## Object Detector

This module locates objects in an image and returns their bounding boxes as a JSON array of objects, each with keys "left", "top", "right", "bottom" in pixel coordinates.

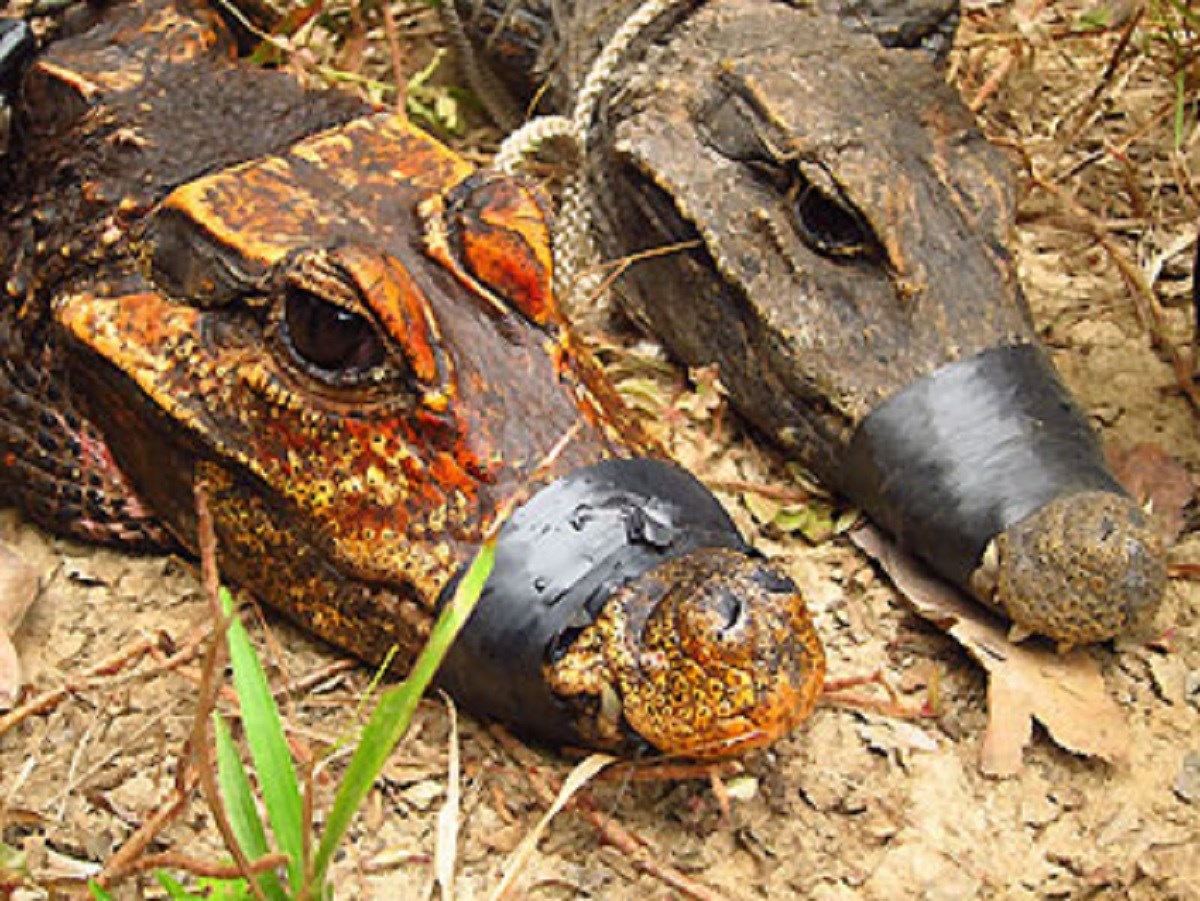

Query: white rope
[{"left": 492, "top": 0, "right": 693, "bottom": 309}]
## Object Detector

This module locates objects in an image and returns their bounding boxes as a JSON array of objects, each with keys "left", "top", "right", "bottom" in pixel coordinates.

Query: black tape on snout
[
  {"left": 434, "top": 458, "right": 750, "bottom": 748},
  {"left": 840, "top": 343, "right": 1124, "bottom": 589}
]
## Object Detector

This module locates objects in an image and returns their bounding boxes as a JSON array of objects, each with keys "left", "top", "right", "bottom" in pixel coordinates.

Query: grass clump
[{"left": 91, "top": 541, "right": 495, "bottom": 901}]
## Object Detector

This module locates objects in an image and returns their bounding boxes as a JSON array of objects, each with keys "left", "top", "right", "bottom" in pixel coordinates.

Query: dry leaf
[
  {"left": 434, "top": 693, "right": 461, "bottom": 901},
  {"left": 490, "top": 753, "right": 616, "bottom": 900},
  {"left": 851, "top": 526, "right": 1130, "bottom": 777},
  {"left": 1107, "top": 442, "right": 1194, "bottom": 542},
  {"left": 0, "top": 542, "right": 38, "bottom": 710}
]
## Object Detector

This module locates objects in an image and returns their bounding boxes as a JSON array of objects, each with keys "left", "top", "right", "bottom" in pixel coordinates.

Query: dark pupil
[
  {"left": 795, "top": 185, "right": 867, "bottom": 255},
  {"left": 284, "top": 287, "right": 385, "bottom": 375}
]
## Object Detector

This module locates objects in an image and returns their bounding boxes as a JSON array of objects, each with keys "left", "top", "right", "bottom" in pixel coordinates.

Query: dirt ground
[{"left": 2, "top": 0, "right": 1200, "bottom": 897}]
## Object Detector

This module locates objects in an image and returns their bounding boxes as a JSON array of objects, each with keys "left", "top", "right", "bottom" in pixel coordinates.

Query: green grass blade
[
  {"left": 154, "top": 872, "right": 206, "bottom": 900},
  {"left": 220, "top": 589, "right": 305, "bottom": 893},
  {"left": 311, "top": 540, "right": 496, "bottom": 885},
  {"left": 214, "top": 713, "right": 289, "bottom": 901},
  {"left": 87, "top": 882, "right": 114, "bottom": 901}
]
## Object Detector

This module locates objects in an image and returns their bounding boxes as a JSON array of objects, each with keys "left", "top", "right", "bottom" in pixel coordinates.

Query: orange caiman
[
  {"left": 450, "top": 0, "right": 1168, "bottom": 646},
  {"left": 0, "top": 0, "right": 825, "bottom": 758}
]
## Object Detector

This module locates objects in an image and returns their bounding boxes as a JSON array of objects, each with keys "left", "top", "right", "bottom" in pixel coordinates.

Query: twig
[
  {"left": 821, "top": 671, "right": 933, "bottom": 720},
  {"left": 703, "top": 478, "right": 813, "bottom": 504},
  {"left": 491, "top": 728, "right": 727, "bottom": 901},
  {"left": 93, "top": 772, "right": 199, "bottom": 887},
  {"left": 966, "top": 0, "right": 1053, "bottom": 111},
  {"left": 180, "top": 478, "right": 272, "bottom": 901},
  {"left": 1030, "top": 175, "right": 1200, "bottom": 412},
  {"left": 0, "top": 632, "right": 173, "bottom": 737},
  {"left": 584, "top": 240, "right": 702, "bottom": 306},
  {"left": 109, "top": 850, "right": 290, "bottom": 881},
  {"left": 279, "top": 658, "right": 358, "bottom": 699},
  {"left": 969, "top": 44, "right": 1018, "bottom": 112},
  {"left": 380, "top": 0, "right": 409, "bottom": 118},
  {"left": 1057, "top": 9, "right": 1143, "bottom": 152},
  {"left": 1167, "top": 562, "right": 1200, "bottom": 579}
]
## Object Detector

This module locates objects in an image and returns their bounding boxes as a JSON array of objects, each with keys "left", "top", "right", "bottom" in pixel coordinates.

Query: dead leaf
[
  {"left": 1107, "top": 442, "right": 1194, "bottom": 542},
  {"left": 490, "top": 753, "right": 616, "bottom": 901},
  {"left": 851, "top": 526, "right": 1130, "bottom": 777},
  {"left": 0, "top": 542, "right": 38, "bottom": 710}
]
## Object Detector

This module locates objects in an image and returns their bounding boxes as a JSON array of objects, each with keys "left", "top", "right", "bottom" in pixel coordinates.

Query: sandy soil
[{"left": 2, "top": 1, "right": 1199, "bottom": 898}]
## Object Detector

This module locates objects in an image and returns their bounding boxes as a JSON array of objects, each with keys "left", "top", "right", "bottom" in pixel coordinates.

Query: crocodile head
[
  {"left": 595, "top": 0, "right": 1165, "bottom": 645},
  {"left": 7, "top": 0, "right": 825, "bottom": 755},
  {"left": 469, "top": 0, "right": 1164, "bottom": 645}
]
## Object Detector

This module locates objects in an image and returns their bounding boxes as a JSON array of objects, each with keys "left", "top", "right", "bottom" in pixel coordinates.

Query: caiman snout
[
  {"left": 608, "top": 546, "right": 825, "bottom": 758},
  {"left": 978, "top": 491, "right": 1166, "bottom": 646},
  {"left": 843, "top": 344, "right": 1167, "bottom": 646},
  {"left": 435, "top": 459, "right": 825, "bottom": 757}
]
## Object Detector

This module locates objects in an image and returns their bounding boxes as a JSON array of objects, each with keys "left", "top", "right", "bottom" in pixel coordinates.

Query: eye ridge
[{"left": 280, "top": 283, "right": 388, "bottom": 386}]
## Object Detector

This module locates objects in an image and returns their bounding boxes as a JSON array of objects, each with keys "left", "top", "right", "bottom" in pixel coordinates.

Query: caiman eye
[
  {"left": 281, "top": 285, "right": 386, "bottom": 380},
  {"left": 793, "top": 182, "right": 871, "bottom": 258}
]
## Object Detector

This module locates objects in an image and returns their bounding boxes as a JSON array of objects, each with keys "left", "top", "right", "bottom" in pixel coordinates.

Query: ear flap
[{"left": 832, "top": 0, "right": 961, "bottom": 66}]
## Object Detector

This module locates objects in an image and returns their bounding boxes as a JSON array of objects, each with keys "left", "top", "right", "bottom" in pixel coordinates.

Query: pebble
[
  {"left": 1185, "top": 670, "right": 1200, "bottom": 709},
  {"left": 1173, "top": 751, "right": 1200, "bottom": 804}
]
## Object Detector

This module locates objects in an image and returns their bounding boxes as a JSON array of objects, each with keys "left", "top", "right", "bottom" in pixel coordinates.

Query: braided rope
[{"left": 493, "top": 0, "right": 693, "bottom": 308}]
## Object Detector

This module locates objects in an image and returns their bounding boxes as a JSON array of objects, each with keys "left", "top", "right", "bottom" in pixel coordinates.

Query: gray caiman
[
  {"left": 450, "top": 0, "right": 1167, "bottom": 646},
  {"left": 0, "top": 0, "right": 826, "bottom": 758}
]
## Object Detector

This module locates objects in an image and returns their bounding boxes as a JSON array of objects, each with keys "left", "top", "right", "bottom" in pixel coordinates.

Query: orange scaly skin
[{"left": 0, "top": 0, "right": 823, "bottom": 755}]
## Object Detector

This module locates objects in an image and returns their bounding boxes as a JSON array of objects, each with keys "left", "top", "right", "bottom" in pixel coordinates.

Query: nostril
[{"left": 751, "top": 565, "right": 797, "bottom": 595}]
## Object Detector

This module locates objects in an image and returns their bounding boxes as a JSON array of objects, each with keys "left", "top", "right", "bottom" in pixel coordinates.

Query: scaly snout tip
[{"left": 973, "top": 491, "right": 1166, "bottom": 647}]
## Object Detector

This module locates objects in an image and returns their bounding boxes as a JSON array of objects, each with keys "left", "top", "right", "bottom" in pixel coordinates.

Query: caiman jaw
[
  {"left": 843, "top": 343, "right": 1167, "bottom": 645},
  {"left": 436, "top": 458, "right": 825, "bottom": 757},
  {"left": 576, "top": 548, "right": 825, "bottom": 759}
]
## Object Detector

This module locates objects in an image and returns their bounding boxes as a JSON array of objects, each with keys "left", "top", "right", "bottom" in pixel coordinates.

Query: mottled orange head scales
[
  {"left": 16, "top": 0, "right": 826, "bottom": 757},
  {"left": 58, "top": 112, "right": 618, "bottom": 662}
]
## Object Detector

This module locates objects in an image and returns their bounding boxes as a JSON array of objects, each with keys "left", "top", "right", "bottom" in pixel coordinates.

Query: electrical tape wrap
[
  {"left": 434, "top": 458, "right": 753, "bottom": 748},
  {"left": 841, "top": 342, "right": 1125, "bottom": 591}
]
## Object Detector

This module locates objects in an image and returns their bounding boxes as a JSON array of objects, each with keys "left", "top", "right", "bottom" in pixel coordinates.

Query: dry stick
[
  {"left": 584, "top": 240, "right": 702, "bottom": 306},
  {"left": 0, "top": 632, "right": 173, "bottom": 738},
  {"left": 279, "top": 658, "right": 358, "bottom": 699},
  {"left": 1057, "top": 98, "right": 1176, "bottom": 183},
  {"left": 596, "top": 760, "right": 742, "bottom": 784},
  {"left": 1168, "top": 563, "right": 1200, "bottom": 580},
  {"left": 969, "top": 43, "right": 1018, "bottom": 112},
  {"left": 703, "top": 478, "right": 813, "bottom": 504},
  {"left": 179, "top": 479, "right": 274, "bottom": 901},
  {"left": 1031, "top": 176, "right": 1200, "bottom": 412},
  {"left": 111, "top": 851, "right": 291, "bottom": 881},
  {"left": 1056, "top": 10, "right": 1142, "bottom": 154},
  {"left": 490, "top": 729, "right": 727, "bottom": 901},
  {"left": 94, "top": 771, "right": 200, "bottom": 886},
  {"left": 966, "top": 0, "right": 1054, "bottom": 112},
  {"left": 380, "top": 0, "right": 409, "bottom": 118},
  {"left": 821, "top": 671, "right": 932, "bottom": 720}
]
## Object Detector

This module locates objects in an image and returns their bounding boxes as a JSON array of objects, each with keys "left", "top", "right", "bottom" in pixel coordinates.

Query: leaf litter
[
  {"left": 0, "top": 542, "right": 39, "bottom": 710},
  {"left": 3, "top": 1, "right": 1200, "bottom": 898},
  {"left": 851, "top": 525, "right": 1131, "bottom": 777}
]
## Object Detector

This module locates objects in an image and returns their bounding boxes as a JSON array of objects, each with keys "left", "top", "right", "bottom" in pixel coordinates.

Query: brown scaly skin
[
  {"left": 0, "top": 0, "right": 823, "bottom": 756},
  {"left": 452, "top": 0, "right": 1167, "bottom": 646}
]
